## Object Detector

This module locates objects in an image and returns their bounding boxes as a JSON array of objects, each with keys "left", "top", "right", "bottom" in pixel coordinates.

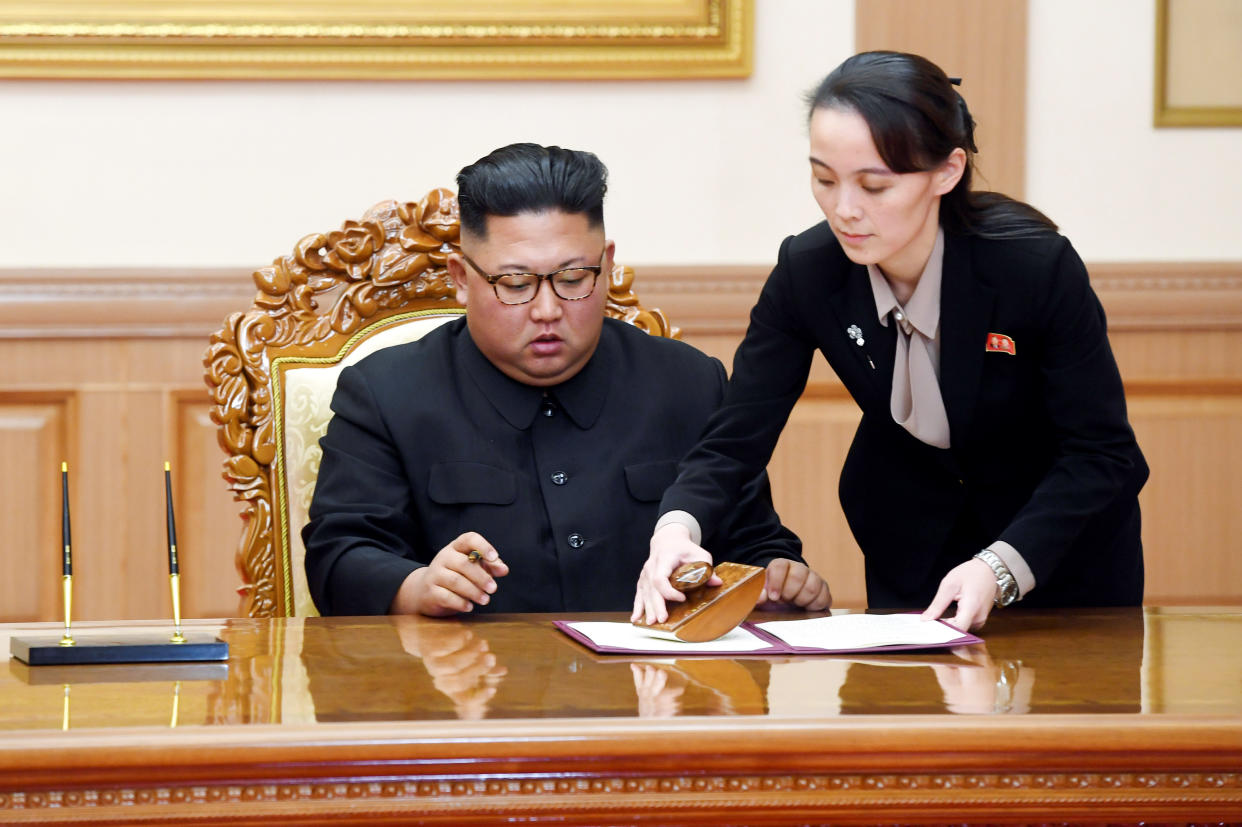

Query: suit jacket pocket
[
  {"left": 428, "top": 462, "right": 518, "bottom": 505},
  {"left": 624, "top": 460, "right": 679, "bottom": 502}
]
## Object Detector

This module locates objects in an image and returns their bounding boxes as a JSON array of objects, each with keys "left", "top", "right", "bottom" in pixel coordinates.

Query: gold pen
[{"left": 170, "top": 680, "right": 181, "bottom": 728}]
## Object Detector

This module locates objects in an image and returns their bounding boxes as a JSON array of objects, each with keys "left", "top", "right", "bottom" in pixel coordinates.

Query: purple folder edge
[{"left": 552, "top": 617, "right": 982, "bottom": 657}]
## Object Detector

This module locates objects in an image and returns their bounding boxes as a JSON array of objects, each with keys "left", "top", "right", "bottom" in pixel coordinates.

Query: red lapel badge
[{"left": 985, "top": 332, "right": 1016, "bottom": 355}]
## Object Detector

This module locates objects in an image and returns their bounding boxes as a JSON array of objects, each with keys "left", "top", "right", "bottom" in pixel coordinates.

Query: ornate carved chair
[{"left": 204, "top": 190, "right": 678, "bottom": 617}]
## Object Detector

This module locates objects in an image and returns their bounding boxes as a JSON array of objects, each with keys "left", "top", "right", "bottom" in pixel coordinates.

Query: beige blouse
[{"left": 866, "top": 228, "right": 1033, "bottom": 598}]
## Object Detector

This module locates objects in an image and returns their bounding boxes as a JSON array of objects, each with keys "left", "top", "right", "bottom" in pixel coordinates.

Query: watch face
[{"left": 998, "top": 579, "right": 1018, "bottom": 606}]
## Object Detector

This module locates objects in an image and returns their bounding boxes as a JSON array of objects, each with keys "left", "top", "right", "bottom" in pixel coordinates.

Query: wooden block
[{"left": 634, "top": 561, "right": 765, "bottom": 642}]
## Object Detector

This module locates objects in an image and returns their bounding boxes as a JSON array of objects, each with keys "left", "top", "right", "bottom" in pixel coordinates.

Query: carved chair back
[{"left": 204, "top": 190, "right": 678, "bottom": 617}]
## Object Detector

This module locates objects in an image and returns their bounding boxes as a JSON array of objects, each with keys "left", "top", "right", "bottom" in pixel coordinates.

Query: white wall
[
  {"left": 2, "top": 0, "right": 1238, "bottom": 269},
  {"left": 1027, "top": 0, "right": 1242, "bottom": 261},
  {"left": 0, "top": 1, "right": 845, "bottom": 269}
]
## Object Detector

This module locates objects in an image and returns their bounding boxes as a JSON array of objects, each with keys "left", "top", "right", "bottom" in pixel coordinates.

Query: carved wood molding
[
  {"left": 637, "top": 261, "right": 1242, "bottom": 334},
  {"left": 200, "top": 192, "right": 675, "bottom": 617},
  {"left": 1089, "top": 261, "right": 1242, "bottom": 330},
  {"left": 2, "top": 261, "right": 1240, "bottom": 339},
  {"left": 0, "top": 770, "right": 1237, "bottom": 823},
  {"left": 3, "top": 716, "right": 1239, "bottom": 822}
]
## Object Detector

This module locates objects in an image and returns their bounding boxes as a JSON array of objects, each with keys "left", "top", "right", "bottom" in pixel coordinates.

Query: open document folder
[{"left": 556, "top": 613, "right": 981, "bottom": 656}]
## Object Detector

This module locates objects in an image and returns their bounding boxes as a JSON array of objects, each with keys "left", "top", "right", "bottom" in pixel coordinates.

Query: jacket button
[
  {"left": 567, "top": 533, "right": 585, "bottom": 549},
  {"left": 551, "top": 472, "right": 568, "bottom": 485}
]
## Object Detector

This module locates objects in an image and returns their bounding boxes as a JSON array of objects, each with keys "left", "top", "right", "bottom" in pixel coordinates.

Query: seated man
[{"left": 304, "top": 142, "right": 831, "bottom": 616}]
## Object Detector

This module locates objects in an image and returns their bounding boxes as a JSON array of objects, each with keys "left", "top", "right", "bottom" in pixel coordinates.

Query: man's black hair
[{"left": 456, "top": 143, "right": 608, "bottom": 238}]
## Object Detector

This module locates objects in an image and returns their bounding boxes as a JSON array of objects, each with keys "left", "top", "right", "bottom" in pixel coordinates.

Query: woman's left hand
[{"left": 921, "top": 558, "right": 999, "bottom": 631}]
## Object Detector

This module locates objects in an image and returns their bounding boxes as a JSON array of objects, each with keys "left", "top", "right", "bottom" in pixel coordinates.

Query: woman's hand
[
  {"left": 921, "top": 558, "right": 998, "bottom": 630},
  {"left": 631, "top": 523, "right": 718, "bottom": 625},
  {"left": 631, "top": 663, "right": 687, "bottom": 718}
]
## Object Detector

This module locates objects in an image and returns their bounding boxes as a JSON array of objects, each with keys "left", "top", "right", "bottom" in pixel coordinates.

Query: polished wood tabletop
[{"left": 1, "top": 607, "right": 1240, "bottom": 824}]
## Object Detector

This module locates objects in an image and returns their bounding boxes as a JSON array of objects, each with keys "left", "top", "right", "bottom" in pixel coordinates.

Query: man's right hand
[
  {"left": 390, "top": 532, "right": 509, "bottom": 616},
  {"left": 631, "top": 523, "right": 718, "bottom": 625}
]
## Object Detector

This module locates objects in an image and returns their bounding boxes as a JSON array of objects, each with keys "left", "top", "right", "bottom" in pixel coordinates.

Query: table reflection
[
  {"left": 4, "top": 608, "right": 1238, "bottom": 731},
  {"left": 300, "top": 615, "right": 772, "bottom": 721},
  {"left": 395, "top": 618, "right": 507, "bottom": 719},
  {"left": 293, "top": 610, "right": 1145, "bottom": 721},
  {"left": 630, "top": 660, "right": 768, "bottom": 718},
  {"left": 828, "top": 609, "right": 1142, "bottom": 715}
]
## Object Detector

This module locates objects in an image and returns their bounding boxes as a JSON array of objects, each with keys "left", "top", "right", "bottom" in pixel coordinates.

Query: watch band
[{"left": 973, "top": 549, "right": 1019, "bottom": 607}]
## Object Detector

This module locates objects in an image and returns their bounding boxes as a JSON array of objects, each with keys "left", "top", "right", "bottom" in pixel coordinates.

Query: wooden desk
[{"left": 1, "top": 608, "right": 1240, "bottom": 824}]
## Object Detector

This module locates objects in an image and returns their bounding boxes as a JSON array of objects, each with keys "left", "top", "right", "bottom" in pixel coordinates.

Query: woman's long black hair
[{"left": 807, "top": 51, "right": 1057, "bottom": 239}]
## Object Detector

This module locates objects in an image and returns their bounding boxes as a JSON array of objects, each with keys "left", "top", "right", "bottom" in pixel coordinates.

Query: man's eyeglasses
[{"left": 459, "top": 251, "right": 604, "bottom": 305}]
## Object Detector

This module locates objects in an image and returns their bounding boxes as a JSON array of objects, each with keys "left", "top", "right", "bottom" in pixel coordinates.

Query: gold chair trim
[{"left": 270, "top": 308, "right": 466, "bottom": 616}]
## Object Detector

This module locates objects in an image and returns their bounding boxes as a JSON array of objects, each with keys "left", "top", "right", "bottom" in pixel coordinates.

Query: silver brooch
[{"left": 847, "top": 324, "right": 865, "bottom": 346}]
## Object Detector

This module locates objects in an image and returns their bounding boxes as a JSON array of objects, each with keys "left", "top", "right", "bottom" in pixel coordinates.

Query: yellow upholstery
[
  {"left": 205, "top": 191, "right": 678, "bottom": 617},
  {"left": 276, "top": 310, "right": 464, "bottom": 617}
]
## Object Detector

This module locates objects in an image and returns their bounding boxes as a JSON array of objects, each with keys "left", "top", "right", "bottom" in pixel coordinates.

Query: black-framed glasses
[{"left": 459, "top": 251, "right": 604, "bottom": 305}]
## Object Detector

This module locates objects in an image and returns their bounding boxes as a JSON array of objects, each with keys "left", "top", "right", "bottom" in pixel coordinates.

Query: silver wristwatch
[{"left": 973, "top": 549, "right": 1019, "bottom": 607}]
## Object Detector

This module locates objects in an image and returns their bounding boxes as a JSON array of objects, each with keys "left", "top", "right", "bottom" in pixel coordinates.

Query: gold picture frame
[
  {"left": 1154, "top": 0, "right": 1242, "bottom": 126},
  {"left": 0, "top": 0, "right": 751, "bottom": 80}
]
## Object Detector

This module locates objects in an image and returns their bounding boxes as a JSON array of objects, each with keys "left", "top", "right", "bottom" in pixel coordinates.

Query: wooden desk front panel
[
  {"left": 0, "top": 264, "right": 1240, "bottom": 621},
  {"left": 0, "top": 610, "right": 1240, "bottom": 825}
]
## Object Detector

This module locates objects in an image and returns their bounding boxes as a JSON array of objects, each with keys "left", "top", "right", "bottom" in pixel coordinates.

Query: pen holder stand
[{"left": 633, "top": 561, "right": 765, "bottom": 642}]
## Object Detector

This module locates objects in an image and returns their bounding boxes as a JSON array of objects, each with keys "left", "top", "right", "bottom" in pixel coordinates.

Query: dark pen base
[{"left": 10, "top": 634, "right": 228, "bottom": 666}]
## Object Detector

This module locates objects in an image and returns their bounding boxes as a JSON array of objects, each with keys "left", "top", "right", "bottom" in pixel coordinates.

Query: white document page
[
  {"left": 755, "top": 613, "right": 966, "bottom": 650},
  {"left": 565, "top": 621, "right": 775, "bottom": 653}
]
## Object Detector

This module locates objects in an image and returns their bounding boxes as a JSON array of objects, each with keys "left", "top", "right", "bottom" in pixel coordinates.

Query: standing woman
[{"left": 634, "top": 51, "right": 1147, "bottom": 630}]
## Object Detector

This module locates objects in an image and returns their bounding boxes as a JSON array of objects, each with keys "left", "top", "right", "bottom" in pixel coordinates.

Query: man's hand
[
  {"left": 396, "top": 620, "right": 508, "bottom": 720},
  {"left": 755, "top": 558, "right": 832, "bottom": 611},
  {"left": 631, "top": 523, "right": 717, "bottom": 625},
  {"left": 390, "top": 532, "right": 509, "bottom": 616},
  {"left": 921, "top": 558, "right": 998, "bottom": 631}
]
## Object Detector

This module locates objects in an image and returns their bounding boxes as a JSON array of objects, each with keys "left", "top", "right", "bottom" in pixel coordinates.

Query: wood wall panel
[
  {"left": 175, "top": 394, "right": 248, "bottom": 619},
  {"left": 0, "top": 330, "right": 244, "bottom": 622},
  {"left": 854, "top": 0, "right": 1027, "bottom": 198},
  {"left": 766, "top": 395, "right": 866, "bottom": 608},
  {"left": 0, "top": 263, "right": 1239, "bottom": 621},
  {"left": 1130, "top": 392, "right": 1242, "bottom": 604},
  {"left": 0, "top": 397, "right": 67, "bottom": 621}
]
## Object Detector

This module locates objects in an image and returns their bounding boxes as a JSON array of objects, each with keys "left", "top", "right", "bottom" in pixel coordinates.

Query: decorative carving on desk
[
  {"left": 1, "top": 771, "right": 1239, "bottom": 817},
  {"left": 203, "top": 190, "right": 678, "bottom": 617}
]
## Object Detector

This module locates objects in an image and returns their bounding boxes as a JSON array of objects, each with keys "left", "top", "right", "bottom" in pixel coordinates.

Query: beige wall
[
  {"left": 2, "top": 1, "right": 1239, "bottom": 269},
  {"left": 0, "top": 1, "right": 846, "bottom": 270},
  {"left": 1027, "top": 0, "right": 1242, "bottom": 260}
]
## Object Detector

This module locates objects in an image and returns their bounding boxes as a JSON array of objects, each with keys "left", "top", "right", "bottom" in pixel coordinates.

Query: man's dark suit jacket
[
  {"left": 303, "top": 317, "right": 801, "bottom": 615},
  {"left": 660, "top": 222, "right": 1147, "bottom": 608}
]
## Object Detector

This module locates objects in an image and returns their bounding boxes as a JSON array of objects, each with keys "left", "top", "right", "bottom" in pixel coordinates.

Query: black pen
[
  {"left": 59, "top": 462, "right": 74, "bottom": 646},
  {"left": 165, "top": 462, "right": 187, "bottom": 643}
]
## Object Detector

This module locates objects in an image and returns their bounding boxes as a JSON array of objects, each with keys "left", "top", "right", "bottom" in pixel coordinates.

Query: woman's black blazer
[{"left": 660, "top": 222, "right": 1147, "bottom": 607}]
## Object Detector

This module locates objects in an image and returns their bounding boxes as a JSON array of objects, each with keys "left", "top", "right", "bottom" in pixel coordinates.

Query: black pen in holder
[
  {"left": 9, "top": 464, "right": 229, "bottom": 665},
  {"left": 59, "top": 462, "right": 74, "bottom": 647},
  {"left": 165, "top": 462, "right": 186, "bottom": 644}
]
